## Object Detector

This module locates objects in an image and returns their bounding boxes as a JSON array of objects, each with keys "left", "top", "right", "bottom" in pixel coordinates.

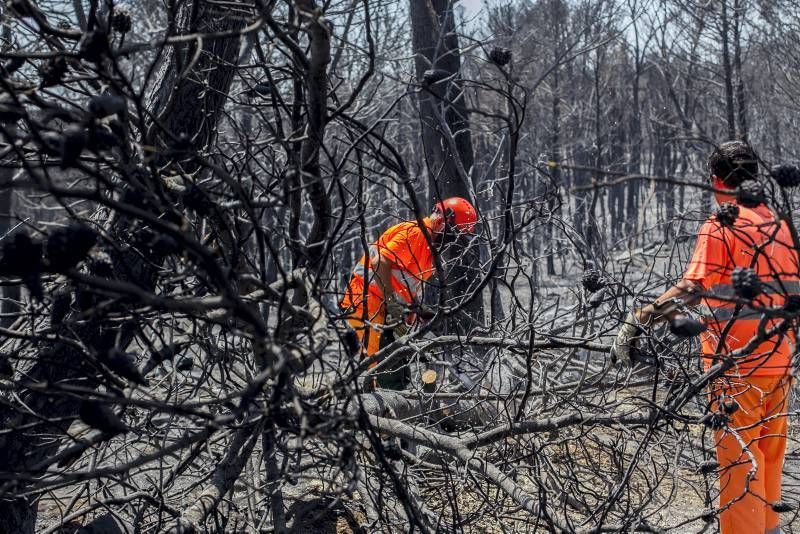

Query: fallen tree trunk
[{"left": 170, "top": 421, "right": 263, "bottom": 534}]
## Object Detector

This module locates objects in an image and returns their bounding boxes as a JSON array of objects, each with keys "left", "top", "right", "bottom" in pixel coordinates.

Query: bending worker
[
  {"left": 612, "top": 141, "right": 795, "bottom": 534},
  {"left": 341, "top": 197, "right": 478, "bottom": 389}
]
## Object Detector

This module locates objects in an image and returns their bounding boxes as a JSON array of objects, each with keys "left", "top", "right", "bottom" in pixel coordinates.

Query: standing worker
[
  {"left": 341, "top": 197, "right": 478, "bottom": 389},
  {"left": 612, "top": 141, "right": 796, "bottom": 534}
]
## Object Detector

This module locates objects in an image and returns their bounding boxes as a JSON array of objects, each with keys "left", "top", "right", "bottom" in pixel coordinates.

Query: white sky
[{"left": 460, "top": 0, "right": 487, "bottom": 13}]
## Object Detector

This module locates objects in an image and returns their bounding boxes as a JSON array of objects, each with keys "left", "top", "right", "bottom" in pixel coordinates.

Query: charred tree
[
  {"left": 0, "top": 2, "right": 245, "bottom": 530},
  {"left": 409, "top": 0, "right": 483, "bottom": 329}
]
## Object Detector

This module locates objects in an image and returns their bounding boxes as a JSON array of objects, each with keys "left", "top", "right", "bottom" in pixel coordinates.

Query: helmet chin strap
[{"left": 430, "top": 211, "right": 445, "bottom": 234}]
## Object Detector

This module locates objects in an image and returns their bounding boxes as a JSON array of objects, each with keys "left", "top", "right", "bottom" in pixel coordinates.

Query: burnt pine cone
[
  {"left": 87, "top": 124, "right": 120, "bottom": 151},
  {"left": 770, "top": 164, "right": 800, "bottom": 188},
  {"left": 732, "top": 267, "right": 761, "bottom": 299},
  {"left": 489, "top": 46, "right": 512, "bottom": 66},
  {"left": 45, "top": 223, "right": 96, "bottom": 272},
  {"left": 669, "top": 314, "right": 707, "bottom": 337},
  {"left": 79, "top": 400, "right": 127, "bottom": 435},
  {"left": 111, "top": 9, "right": 132, "bottom": 34},
  {"left": 581, "top": 269, "right": 604, "bottom": 292},
  {"left": 721, "top": 399, "right": 739, "bottom": 414},
  {"left": 88, "top": 94, "right": 126, "bottom": 119},
  {"left": 105, "top": 348, "right": 148, "bottom": 386},
  {"left": 700, "top": 509, "right": 716, "bottom": 523},
  {"left": 252, "top": 83, "right": 272, "bottom": 97},
  {"left": 422, "top": 68, "right": 450, "bottom": 85},
  {"left": 39, "top": 56, "right": 68, "bottom": 87},
  {"left": 0, "top": 232, "right": 43, "bottom": 275},
  {"left": 697, "top": 460, "right": 719, "bottom": 474},
  {"left": 59, "top": 125, "right": 87, "bottom": 169},
  {"left": 772, "top": 501, "right": 795, "bottom": 513},
  {"left": 784, "top": 294, "right": 800, "bottom": 313},
  {"left": 176, "top": 355, "right": 194, "bottom": 371},
  {"left": 699, "top": 412, "right": 728, "bottom": 430},
  {"left": 736, "top": 181, "right": 766, "bottom": 207},
  {"left": 183, "top": 184, "right": 214, "bottom": 215},
  {"left": 1, "top": 57, "right": 24, "bottom": 77},
  {"left": 79, "top": 31, "right": 110, "bottom": 63},
  {"left": 715, "top": 202, "right": 739, "bottom": 226}
]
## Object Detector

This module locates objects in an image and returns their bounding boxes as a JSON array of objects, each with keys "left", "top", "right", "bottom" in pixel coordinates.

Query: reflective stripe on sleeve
[
  {"left": 702, "top": 307, "right": 769, "bottom": 322},
  {"left": 352, "top": 263, "right": 370, "bottom": 278},
  {"left": 391, "top": 267, "right": 422, "bottom": 297},
  {"left": 707, "top": 280, "right": 800, "bottom": 299}
]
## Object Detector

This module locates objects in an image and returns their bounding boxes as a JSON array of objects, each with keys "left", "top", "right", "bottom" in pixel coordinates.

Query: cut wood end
[{"left": 421, "top": 369, "right": 437, "bottom": 384}]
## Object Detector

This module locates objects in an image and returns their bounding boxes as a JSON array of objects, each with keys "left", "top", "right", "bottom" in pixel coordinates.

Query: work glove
[
  {"left": 384, "top": 298, "right": 409, "bottom": 337},
  {"left": 611, "top": 312, "right": 640, "bottom": 366},
  {"left": 413, "top": 304, "right": 436, "bottom": 321}
]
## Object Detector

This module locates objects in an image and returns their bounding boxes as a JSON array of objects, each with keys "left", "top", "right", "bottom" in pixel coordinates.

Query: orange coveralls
[
  {"left": 683, "top": 203, "right": 796, "bottom": 534},
  {"left": 340, "top": 217, "right": 435, "bottom": 361}
]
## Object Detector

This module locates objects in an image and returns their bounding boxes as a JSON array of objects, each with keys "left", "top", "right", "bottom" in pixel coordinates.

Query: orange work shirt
[
  {"left": 341, "top": 217, "right": 435, "bottom": 309},
  {"left": 683, "top": 203, "right": 798, "bottom": 376}
]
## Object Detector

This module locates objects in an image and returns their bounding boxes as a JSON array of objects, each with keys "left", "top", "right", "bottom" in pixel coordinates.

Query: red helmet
[{"left": 432, "top": 197, "right": 478, "bottom": 234}]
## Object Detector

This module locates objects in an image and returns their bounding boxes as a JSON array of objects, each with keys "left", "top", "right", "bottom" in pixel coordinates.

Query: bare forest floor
[{"left": 34, "top": 239, "right": 800, "bottom": 533}]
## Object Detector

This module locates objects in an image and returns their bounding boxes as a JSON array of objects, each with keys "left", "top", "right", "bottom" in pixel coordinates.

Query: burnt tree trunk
[
  {"left": 409, "top": 0, "right": 474, "bottom": 201},
  {"left": 0, "top": 167, "right": 18, "bottom": 329},
  {"left": 720, "top": 0, "right": 737, "bottom": 140},
  {"left": 295, "top": 0, "right": 332, "bottom": 270},
  {"left": 732, "top": 0, "right": 748, "bottom": 140},
  {"left": 547, "top": 62, "right": 560, "bottom": 276},
  {"left": 626, "top": 40, "right": 642, "bottom": 243},
  {"left": 0, "top": 6, "right": 19, "bottom": 328},
  {"left": 409, "top": 0, "right": 483, "bottom": 329}
]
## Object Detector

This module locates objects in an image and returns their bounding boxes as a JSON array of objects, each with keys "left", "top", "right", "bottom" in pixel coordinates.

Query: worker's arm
[
  {"left": 371, "top": 251, "right": 410, "bottom": 336},
  {"left": 636, "top": 279, "right": 703, "bottom": 325},
  {"left": 612, "top": 278, "right": 703, "bottom": 365},
  {"left": 371, "top": 251, "right": 396, "bottom": 304}
]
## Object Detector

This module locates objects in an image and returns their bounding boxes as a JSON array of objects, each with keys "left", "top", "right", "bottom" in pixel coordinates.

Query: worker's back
[
  {"left": 343, "top": 218, "right": 434, "bottom": 308},
  {"left": 686, "top": 203, "right": 799, "bottom": 376}
]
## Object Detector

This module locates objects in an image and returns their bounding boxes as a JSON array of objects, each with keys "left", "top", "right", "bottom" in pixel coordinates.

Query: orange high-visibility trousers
[
  {"left": 711, "top": 375, "right": 792, "bottom": 534},
  {"left": 343, "top": 278, "right": 385, "bottom": 362}
]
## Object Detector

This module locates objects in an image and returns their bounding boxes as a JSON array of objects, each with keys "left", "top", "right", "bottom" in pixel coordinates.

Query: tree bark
[
  {"left": 409, "top": 0, "right": 475, "bottom": 201},
  {"left": 547, "top": 62, "right": 560, "bottom": 276},
  {"left": 409, "top": 0, "right": 483, "bottom": 329},
  {"left": 627, "top": 42, "right": 642, "bottom": 241},
  {"left": 732, "top": 0, "right": 748, "bottom": 140},
  {"left": 0, "top": 3, "right": 19, "bottom": 328},
  {"left": 720, "top": 0, "right": 737, "bottom": 140},
  {"left": 295, "top": 0, "right": 332, "bottom": 269},
  {"left": 0, "top": 167, "right": 19, "bottom": 329}
]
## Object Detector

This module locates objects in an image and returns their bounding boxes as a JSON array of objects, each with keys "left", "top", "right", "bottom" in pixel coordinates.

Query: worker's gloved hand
[
  {"left": 611, "top": 312, "right": 640, "bottom": 366},
  {"left": 384, "top": 298, "right": 409, "bottom": 337},
  {"left": 414, "top": 304, "right": 436, "bottom": 321}
]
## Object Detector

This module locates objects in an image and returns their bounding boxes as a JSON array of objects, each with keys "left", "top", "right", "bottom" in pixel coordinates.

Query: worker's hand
[
  {"left": 413, "top": 304, "right": 436, "bottom": 321},
  {"left": 611, "top": 312, "right": 640, "bottom": 366},
  {"left": 384, "top": 298, "right": 409, "bottom": 337}
]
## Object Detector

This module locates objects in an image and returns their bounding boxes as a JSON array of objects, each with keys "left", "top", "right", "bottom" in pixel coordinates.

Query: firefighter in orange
[
  {"left": 341, "top": 197, "right": 478, "bottom": 388},
  {"left": 612, "top": 141, "right": 796, "bottom": 534}
]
